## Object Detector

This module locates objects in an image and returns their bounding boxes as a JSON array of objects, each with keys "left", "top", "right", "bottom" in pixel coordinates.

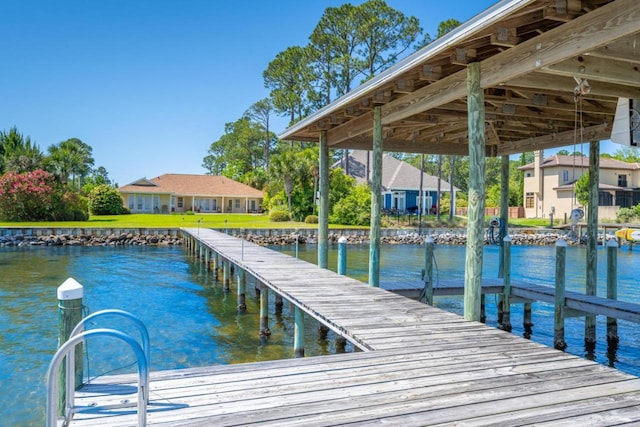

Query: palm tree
[
  {"left": 45, "top": 138, "right": 94, "bottom": 187},
  {"left": 0, "top": 127, "right": 44, "bottom": 174}
]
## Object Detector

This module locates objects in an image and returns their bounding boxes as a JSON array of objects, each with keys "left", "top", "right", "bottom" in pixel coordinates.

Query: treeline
[
  {"left": 203, "top": 1, "right": 466, "bottom": 224},
  {"left": 0, "top": 126, "right": 121, "bottom": 221}
]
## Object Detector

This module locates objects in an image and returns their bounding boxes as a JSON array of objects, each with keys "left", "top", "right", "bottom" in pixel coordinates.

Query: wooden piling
[
  {"left": 294, "top": 307, "right": 304, "bottom": 358},
  {"left": 318, "top": 323, "right": 329, "bottom": 340},
  {"left": 423, "top": 236, "right": 434, "bottom": 305},
  {"left": 223, "top": 260, "right": 230, "bottom": 292},
  {"left": 369, "top": 105, "right": 383, "bottom": 287},
  {"left": 259, "top": 284, "right": 270, "bottom": 337},
  {"left": 464, "top": 62, "right": 485, "bottom": 321},
  {"left": 554, "top": 238, "right": 567, "bottom": 350},
  {"left": 499, "top": 155, "right": 509, "bottom": 278},
  {"left": 274, "top": 294, "right": 284, "bottom": 314},
  {"left": 500, "top": 236, "right": 512, "bottom": 332},
  {"left": 237, "top": 267, "right": 246, "bottom": 312},
  {"left": 524, "top": 302, "right": 534, "bottom": 333},
  {"left": 585, "top": 140, "right": 599, "bottom": 349},
  {"left": 318, "top": 131, "right": 329, "bottom": 269},
  {"left": 213, "top": 251, "right": 219, "bottom": 279},
  {"left": 57, "top": 278, "right": 84, "bottom": 414},
  {"left": 337, "top": 236, "right": 347, "bottom": 276},
  {"left": 607, "top": 239, "right": 619, "bottom": 343}
]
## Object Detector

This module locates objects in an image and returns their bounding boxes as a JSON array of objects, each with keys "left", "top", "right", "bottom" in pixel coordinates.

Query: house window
[
  {"left": 128, "top": 195, "right": 134, "bottom": 210},
  {"left": 177, "top": 197, "right": 183, "bottom": 208},
  {"left": 525, "top": 192, "right": 534, "bottom": 208},
  {"left": 599, "top": 192, "right": 613, "bottom": 206},
  {"left": 153, "top": 196, "right": 159, "bottom": 212},
  {"left": 616, "top": 191, "right": 633, "bottom": 208},
  {"left": 205, "top": 199, "right": 210, "bottom": 211},
  {"left": 235, "top": 199, "right": 240, "bottom": 209},
  {"left": 137, "top": 196, "right": 143, "bottom": 210},
  {"left": 618, "top": 174, "right": 628, "bottom": 187},
  {"left": 562, "top": 170, "right": 569, "bottom": 183},
  {"left": 212, "top": 199, "right": 217, "bottom": 211}
]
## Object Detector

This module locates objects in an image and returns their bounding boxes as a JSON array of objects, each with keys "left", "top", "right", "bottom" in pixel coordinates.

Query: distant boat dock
[{"left": 63, "top": 228, "right": 640, "bottom": 426}]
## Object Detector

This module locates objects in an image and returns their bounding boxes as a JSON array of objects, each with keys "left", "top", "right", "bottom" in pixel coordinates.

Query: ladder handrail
[
  {"left": 46, "top": 329, "right": 149, "bottom": 427},
  {"left": 66, "top": 309, "right": 151, "bottom": 416},
  {"left": 70, "top": 309, "right": 151, "bottom": 374}
]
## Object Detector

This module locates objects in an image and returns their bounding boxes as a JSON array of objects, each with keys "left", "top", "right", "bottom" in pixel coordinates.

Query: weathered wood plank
[{"left": 70, "top": 228, "right": 640, "bottom": 426}]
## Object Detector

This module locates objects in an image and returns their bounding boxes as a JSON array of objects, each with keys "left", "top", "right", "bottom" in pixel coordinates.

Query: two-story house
[
  {"left": 519, "top": 151, "right": 640, "bottom": 221},
  {"left": 334, "top": 150, "right": 458, "bottom": 214}
]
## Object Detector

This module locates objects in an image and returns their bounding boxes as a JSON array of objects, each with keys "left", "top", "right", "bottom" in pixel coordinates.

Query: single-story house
[
  {"left": 334, "top": 150, "right": 458, "bottom": 214},
  {"left": 118, "top": 174, "right": 264, "bottom": 214},
  {"left": 519, "top": 151, "right": 640, "bottom": 220}
]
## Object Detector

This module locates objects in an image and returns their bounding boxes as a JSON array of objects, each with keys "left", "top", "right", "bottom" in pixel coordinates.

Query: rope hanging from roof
[{"left": 571, "top": 77, "right": 590, "bottom": 208}]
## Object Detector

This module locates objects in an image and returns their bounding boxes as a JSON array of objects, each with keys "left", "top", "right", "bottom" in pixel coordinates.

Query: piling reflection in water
[
  {"left": 0, "top": 245, "right": 346, "bottom": 426},
  {"left": 273, "top": 243, "right": 640, "bottom": 378}
]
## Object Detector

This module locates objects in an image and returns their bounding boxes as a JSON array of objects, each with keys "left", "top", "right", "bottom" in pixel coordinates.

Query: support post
[
  {"left": 423, "top": 236, "right": 434, "bottom": 305},
  {"left": 523, "top": 302, "right": 534, "bottom": 336},
  {"left": 294, "top": 307, "right": 304, "bottom": 358},
  {"left": 499, "top": 155, "right": 509, "bottom": 278},
  {"left": 213, "top": 251, "right": 219, "bottom": 279},
  {"left": 259, "top": 284, "right": 270, "bottom": 337},
  {"left": 554, "top": 238, "right": 567, "bottom": 350},
  {"left": 237, "top": 267, "right": 246, "bottom": 312},
  {"left": 585, "top": 140, "right": 600, "bottom": 349},
  {"left": 223, "top": 260, "right": 230, "bottom": 292},
  {"left": 607, "top": 239, "right": 619, "bottom": 343},
  {"left": 369, "top": 105, "right": 383, "bottom": 287},
  {"left": 318, "top": 131, "right": 329, "bottom": 269},
  {"left": 274, "top": 294, "right": 283, "bottom": 314},
  {"left": 57, "top": 278, "right": 84, "bottom": 414},
  {"left": 464, "top": 62, "right": 486, "bottom": 321},
  {"left": 205, "top": 249, "right": 210, "bottom": 270},
  {"left": 501, "top": 236, "right": 512, "bottom": 332},
  {"left": 337, "top": 236, "right": 347, "bottom": 275}
]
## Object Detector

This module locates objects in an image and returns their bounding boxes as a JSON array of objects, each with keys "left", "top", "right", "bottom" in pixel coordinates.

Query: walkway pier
[{"left": 69, "top": 229, "right": 640, "bottom": 426}]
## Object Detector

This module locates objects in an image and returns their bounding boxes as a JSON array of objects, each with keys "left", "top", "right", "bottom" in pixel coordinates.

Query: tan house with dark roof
[
  {"left": 519, "top": 152, "right": 640, "bottom": 221},
  {"left": 118, "top": 174, "right": 264, "bottom": 214}
]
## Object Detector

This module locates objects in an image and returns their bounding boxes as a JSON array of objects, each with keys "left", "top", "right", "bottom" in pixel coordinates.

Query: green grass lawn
[
  {"left": 0, "top": 213, "right": 557, "bottom": 230},
  {"left": 0, "top": 213, "right": 360, "bottom": 229}
]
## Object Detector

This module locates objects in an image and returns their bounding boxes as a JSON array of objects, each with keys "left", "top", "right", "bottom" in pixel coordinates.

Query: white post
[{"left": 57, "top": 278, "right": 84, "bottom": 415}]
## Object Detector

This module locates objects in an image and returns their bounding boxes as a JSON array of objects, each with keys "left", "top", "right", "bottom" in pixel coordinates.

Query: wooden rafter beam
[
  {"left": 502, "top": 71, "right": 640, "bottom": 99},
  {"left": 540, "top": 55, "right": 640, "bottom": 86},
  {"left": 495, "top": 123, "right": 610, "bottom": 155},
  {"left": 381, "top": 0, "right": 640, "bottom": 126},
  {"left": 585, "top": 37, "right": 640, "bottom": 65}
]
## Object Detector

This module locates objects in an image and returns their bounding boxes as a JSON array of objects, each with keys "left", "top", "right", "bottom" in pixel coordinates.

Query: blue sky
[{"left": 1, "top": 0, "right": 616, "bottom": 186}]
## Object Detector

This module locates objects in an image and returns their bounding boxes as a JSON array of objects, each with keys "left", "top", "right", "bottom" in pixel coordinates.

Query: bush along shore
[{"left": 0, "top": 233, "right": 182, "bottom": 247}]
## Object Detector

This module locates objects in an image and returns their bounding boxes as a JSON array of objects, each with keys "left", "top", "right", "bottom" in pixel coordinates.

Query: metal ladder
[{"left": 45, "top": 309, "right": 150, "bottom": 426}]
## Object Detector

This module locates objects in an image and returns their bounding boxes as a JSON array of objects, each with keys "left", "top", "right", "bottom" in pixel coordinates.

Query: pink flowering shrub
[{"left": 0, "top": 170, "right": 88, "bottom": 221}]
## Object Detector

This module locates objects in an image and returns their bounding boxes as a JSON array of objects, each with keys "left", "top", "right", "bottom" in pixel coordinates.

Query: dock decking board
[{"left": 69, "top": 229, "right": 640, "bottom": 426}]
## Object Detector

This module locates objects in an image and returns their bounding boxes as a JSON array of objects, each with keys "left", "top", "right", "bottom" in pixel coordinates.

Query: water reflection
[
  {"left": 0, "top": 246, "right": 346, "bottom": 426},
  {"left": 273, "top": 243, "right": 640, "bottom": 377}
]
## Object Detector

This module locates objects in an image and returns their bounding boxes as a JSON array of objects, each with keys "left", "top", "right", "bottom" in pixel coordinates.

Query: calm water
[
  {"left": 2, "top": 243, "right": 640, "bottom": 425},
  {"left": 278, "top": 243, "right": 640, "bottom": 377},
  {"left": 1, "top": 246, "right": 345, "bottom": 426}
]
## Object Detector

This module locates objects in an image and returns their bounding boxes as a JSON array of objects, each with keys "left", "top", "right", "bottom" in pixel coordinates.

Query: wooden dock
[{"left": 69, "top": 229, "right": 640, "bottom": 426}]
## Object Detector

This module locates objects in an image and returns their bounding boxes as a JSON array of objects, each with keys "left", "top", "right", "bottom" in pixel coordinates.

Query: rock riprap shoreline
[
  {"left": 242, "top": 230, "right": 614, "bottom": 246},
  {"left": 0, "top": 233, "right": 182, "bottom": 247},
  {"left": 0, "top": 228, "right": 618, "bottom": 247}
]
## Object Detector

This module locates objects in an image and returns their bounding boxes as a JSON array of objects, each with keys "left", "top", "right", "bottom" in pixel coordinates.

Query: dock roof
[{"left": 280, "top": 0, "right": 640, "bottom": 157}]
